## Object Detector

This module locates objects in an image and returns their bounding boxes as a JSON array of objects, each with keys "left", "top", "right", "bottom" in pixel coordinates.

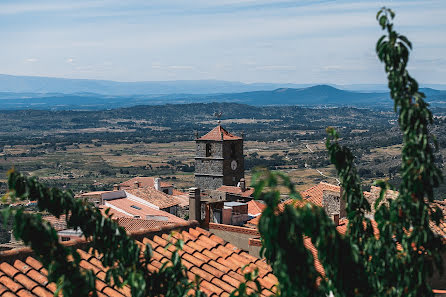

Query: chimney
[
  {"left": 322, "top": 189, "right": 341, "bottom": 219},
  {"left": 189, "top": 187, "right": 201, "bottom": 222},
  {"left": 134, "top": 181, "right": 140, "bottom": 188},
  {"left": 333, "top": 214, "right": 340, "bottom": 226},
  {"left": 154, "top": 178, "right": 161, "bottom": 191},
  {"left": 239, "top": 178, "right": 246, "bottom": 192},
  {"left": 113, "top": 184, "right": 120, "bottom": 191}
]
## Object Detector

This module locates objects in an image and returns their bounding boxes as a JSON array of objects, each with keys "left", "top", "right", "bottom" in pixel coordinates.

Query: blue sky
[{"left": 0, "top": 0, "right": 445, "bottom": 84}]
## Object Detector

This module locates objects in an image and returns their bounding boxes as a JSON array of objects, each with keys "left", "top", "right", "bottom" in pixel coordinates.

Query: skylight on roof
[{"left": 131, "top": 205, "right": 142, "bottom": 210}]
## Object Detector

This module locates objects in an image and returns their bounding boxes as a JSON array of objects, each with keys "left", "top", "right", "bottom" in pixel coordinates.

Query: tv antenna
[{"left": 214, "top": 111, "right": 223, "bottom": 124}]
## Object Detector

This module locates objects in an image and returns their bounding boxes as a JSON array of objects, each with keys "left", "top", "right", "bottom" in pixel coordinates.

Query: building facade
[{"left": 195, "top": 125, "right": 244, "bottom": 190}]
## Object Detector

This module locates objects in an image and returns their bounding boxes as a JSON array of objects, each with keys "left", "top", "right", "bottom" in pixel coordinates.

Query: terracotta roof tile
[
  {"left": 247, "top": 200, "right": 266, "bottom": 216},
  {"left": 299, "top": 182, "right": 341, "bottom": 207},
  {"left": 0, "top": 275, "right": 24, "bottom": 293},
  {"left": 16, "top": 289, "right": 35, "bottom": 297},
  {"left": 0, "top": 283, "right": 8, "bottom": 295},
  {"left": 197, "top": 125, "right": 242, "bottom": 141},
  {"left": 13, "top": 274, "right": 38, "bottom": 292},
  {"left": 24, "top": 258, "right": 43, "bottom": 273},
  {"left": 0, "top": 221, "right": 278, "bottom": 297},
  {"left": 104, "top": 198, "right": 185, "bottom": 224},
  {"left": 125, "top": 187, "right": 181, "bottom": 209},
  {"left": 41, "top": 215, "right": 68, "bottom": 232},
  {"left": 114, "top": 217, "right": 174, "bottom": 232}
]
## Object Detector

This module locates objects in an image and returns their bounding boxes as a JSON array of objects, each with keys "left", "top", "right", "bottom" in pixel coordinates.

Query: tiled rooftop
[
  {"left": 197, "top": 125, "right": 242, "bottom": 141},
  {"left": 0, "top": 222, "right": 277, "bottom": 297},
  {"left": 104, "top": 198, "right": 185, "bottom": 223},
  {"left": 217, "top": 185, "right": 254, "bottom": 198},
  {"left": 119, "top": 177, "right": 172, "bottom": 189},
  {"left": 300, "top": 182, "right": 341, "bottom": 207},
  {"left": 42, "top": 215, "right": 68, "bottom": 231},
  {"left": 247, "top": 200, "right": 266, "bottom": 216},
  {"left": 126, "top": 187, "right": 181, "bottom": 210},
  {"left": 114, "top": 217, "right": 174, "bottom": 232},
  {"left": 172, "top": 189, "right": 189, "bottom": 207}
]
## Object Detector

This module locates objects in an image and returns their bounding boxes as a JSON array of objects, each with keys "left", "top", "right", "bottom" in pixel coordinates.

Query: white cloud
[
  {"left": 167, "top": 65, "right": 194, "bottom": 70},
  {"left": 25, "top": 58, "right": 38, "bottom": 63},
  {"left": 255, "top": 65, "right": 296, "bottom": 71}
]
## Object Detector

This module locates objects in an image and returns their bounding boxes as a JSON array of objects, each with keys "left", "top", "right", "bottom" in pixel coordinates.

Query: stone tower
[{"left": 195, "top": 125, "right": 244, "bottom": 190}]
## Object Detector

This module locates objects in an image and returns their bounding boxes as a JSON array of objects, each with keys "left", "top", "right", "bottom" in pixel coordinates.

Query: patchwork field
[{"left": 0, "top": 103, "right": 445, "bottom": 199}]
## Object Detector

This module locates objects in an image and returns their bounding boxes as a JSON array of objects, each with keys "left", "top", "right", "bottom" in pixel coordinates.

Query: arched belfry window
[{"left": 206, "top": 143, "right": 212, "bottom": 157}]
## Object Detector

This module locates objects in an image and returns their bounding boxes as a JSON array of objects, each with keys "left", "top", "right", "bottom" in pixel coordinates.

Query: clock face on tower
[{"left": 231, "top": 160, "right": 237, "bottom": 171}]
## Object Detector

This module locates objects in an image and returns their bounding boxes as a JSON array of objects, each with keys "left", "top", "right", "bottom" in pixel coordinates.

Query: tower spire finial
[{"left": 213, "top": 111, "right": 222, "bottom": 125}]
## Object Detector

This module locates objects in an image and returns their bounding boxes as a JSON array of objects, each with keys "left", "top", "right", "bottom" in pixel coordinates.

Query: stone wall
[
  {"left": 195, "top": 175, "right": 223, "bottom": 190},
  {"left": 195, "top": 159, "right": 223, "bottom": 175},
  {"left": 365, "top": 186, "right": 398, "bottom": 215},
  {"left": 322, "top": 190, "right": 346, "bottom": 219}
]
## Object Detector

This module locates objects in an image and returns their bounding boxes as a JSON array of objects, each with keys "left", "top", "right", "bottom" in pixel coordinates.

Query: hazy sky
[{"left": 1, "top": 0, "right": 445, "bottom": 84}]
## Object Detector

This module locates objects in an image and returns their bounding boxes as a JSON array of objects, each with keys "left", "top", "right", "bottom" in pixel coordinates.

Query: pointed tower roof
[{"left": 197, "top": 125, "right": 242, "bottom": 141}]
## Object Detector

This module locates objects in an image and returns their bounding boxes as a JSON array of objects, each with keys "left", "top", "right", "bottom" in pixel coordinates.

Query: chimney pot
[
  {"left": 134, "top": 181, "right": 140, "bottom": 188},
  {"left": 189, "top": 187, "right": 201, "bottom": 222},
  {"left": 333, "top": 214, "right": 340, "bottom": 226},
  {"left": 239, "top": 178, "right": 246, "bottom": 192},
  {"left": 154, "top": 178, "right": 161, "bottom": 191},
  {"left": 113, "top": 184, "right": 120, "bottom": 191}
]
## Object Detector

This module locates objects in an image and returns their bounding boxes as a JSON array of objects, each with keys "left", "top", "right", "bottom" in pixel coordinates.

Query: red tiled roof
[
  {"left": 119, "top": 177, "right": 172, "bottom": 189},
  {"left": 126, "top": 187, "right": 181, "bottom": 209},
  {"left": 217, "top": 185, "right": 254, "bottom": 198},
  {"left": 300, "top": 182, "right": 341, "bottom": 207},
  {"left": 42, "top": 215, "right": 68, "bottom": 231},
  {"left": 246, "top": 215, "right": 260, "bottom": 227},
  {"left": 104, "top": 198, "right": 186, "bottom": 224},
  {"left": 197, "top": 125, "right": 242, "bottom": 141},
  {"left": 100, "top": 205, "right": 132, "bottom": 218},
  {"left": 246, "top": 199, "right": 309, "bottom": 227},
  {"left": 248, "top": 200, "right": 266, "bottom": 216},
  {"left": 0, "top": 222, "right": 277, "bottom": 297},
  {"left": 172, "top": 189, "right": 189, "bottom": 207},
  {"left": 114, "top": 217, "right": 174, "bottom": 232},
  {"left": 172, "top": 189, "right": 188, "bottom": 197}
]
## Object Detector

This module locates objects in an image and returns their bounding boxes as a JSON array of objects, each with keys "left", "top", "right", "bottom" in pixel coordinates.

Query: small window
[
  {"left": 61, "top": 237, "right": 71, "bottom": 242},
  {"left": 131, "top": 205, "right": 142, "bottom": 210},
  {"left": 163, "top": 189, "right": 169, "bottom": 194},
  {"left": 206, "top": 143, "right": 212, "bottom": 157}
]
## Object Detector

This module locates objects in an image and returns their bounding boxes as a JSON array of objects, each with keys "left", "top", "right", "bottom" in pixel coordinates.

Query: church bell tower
[{"left": 194, "top": 125, "right": 244, "bottom": 190}]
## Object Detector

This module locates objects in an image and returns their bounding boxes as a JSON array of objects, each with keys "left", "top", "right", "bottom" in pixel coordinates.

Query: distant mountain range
[
  {"left": 0, "top": 74, "right": 445, "bottom": 110},
  {"left": 2, "top": 74, "right": 446, "bottom": 95},
  {"left": 0, "top": 85, "right": 445, "bottom": 110},
  {"left": 0, "top": 74, "right": 313, "bottom": 95}
]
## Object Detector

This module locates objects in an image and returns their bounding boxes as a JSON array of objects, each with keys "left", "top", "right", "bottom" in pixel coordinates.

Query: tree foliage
[
  {"left": 253, "top": 7, "right": 444, "bottom": 297},
  {"left": 1, "top": 7, "right": 444, "bottom": 297}
]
